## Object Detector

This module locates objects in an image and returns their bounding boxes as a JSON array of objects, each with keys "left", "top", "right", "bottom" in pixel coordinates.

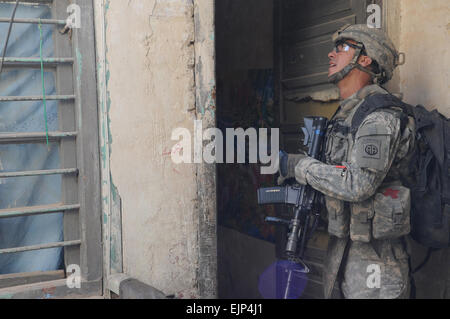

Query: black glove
[{"left": 277, "top": 151, "right": 307, "bottom": 185}]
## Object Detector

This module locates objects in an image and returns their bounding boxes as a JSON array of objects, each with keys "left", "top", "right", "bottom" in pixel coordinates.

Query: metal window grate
[
  {"left": 0, "top": 131, "right": 77, "bottom": 144},
  {"left": 0, "top": 95, "right": 76, "bottom": 101},
  {"left": 0, "top": 2, "right": 81, "bottom": 254},
  {"left": 0, "top": 0, "right": 102, "bottom": 296},
  {"left": 0, "top": 203, "right": 80, "bottom": 219},
  {"left": 0, "top": 240, "right": 81, "bottom": 255},
  {"left": 0, "top": 17, "right": 65, "bottom": 25}
]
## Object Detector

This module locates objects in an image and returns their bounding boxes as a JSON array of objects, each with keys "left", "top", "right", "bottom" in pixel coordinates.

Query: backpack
[{"left": 350, "top": 93, "right": 450, "bottom": 249}]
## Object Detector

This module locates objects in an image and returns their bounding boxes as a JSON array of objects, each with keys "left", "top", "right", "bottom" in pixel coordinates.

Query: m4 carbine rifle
[{"left": 257, "top": 117, "right": 328, "bottom": 277}]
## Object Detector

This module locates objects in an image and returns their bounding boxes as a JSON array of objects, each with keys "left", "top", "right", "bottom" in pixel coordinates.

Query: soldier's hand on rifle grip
[{"left": 277, "top": 151, "right": 307, "bottom": 185}]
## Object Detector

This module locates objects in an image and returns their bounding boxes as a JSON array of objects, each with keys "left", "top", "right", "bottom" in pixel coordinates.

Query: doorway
[{"left": 215, "top": 0, "right": 375, "bottom": 299}]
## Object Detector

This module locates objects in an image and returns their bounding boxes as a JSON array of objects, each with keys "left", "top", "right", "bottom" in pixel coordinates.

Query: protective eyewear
[{"left": 334, "top": 41, "right": 364, "bottom": 54}]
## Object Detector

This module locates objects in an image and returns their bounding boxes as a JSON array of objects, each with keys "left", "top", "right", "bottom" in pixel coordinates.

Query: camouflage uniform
[
  {"left": 294, "top": 83, "right": 415, "bottom": 299},
  {"left": 281, "top": 24, "right": 414, "bottom": 299},
  {"left": 289, "top": 24, "right": 414, "bottom": 299}
]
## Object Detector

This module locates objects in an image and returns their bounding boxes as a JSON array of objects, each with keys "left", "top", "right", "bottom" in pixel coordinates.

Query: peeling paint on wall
[
  {"left": 397, "top": 0, "right": 450, "bottom": 117},
  {"left": 95, "top": 0, "right": 207, "bottom": 298},
  {"left": 194, "top": 0, "right": 217, "bottom": 299},
  {"left": 93, "top": 0, "right": 123, "bottom": 298}
]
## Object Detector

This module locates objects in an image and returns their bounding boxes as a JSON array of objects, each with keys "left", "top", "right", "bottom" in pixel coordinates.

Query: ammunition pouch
[
  {"left": 346, "top": 184, "right": 411, "bottom": 242},
  {"left": 326, "top": 196, "right": 350, "bottom": 238},
  {"left": 373, "top": 185, "right": 411, "bottom": 240},
  {"left": 350, "top": 198, "right": 374, "bottom": 243}
]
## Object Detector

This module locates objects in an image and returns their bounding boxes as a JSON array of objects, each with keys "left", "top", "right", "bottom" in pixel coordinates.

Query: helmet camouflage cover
[{"left": 330, "top": 24, "right": 404, "bottom": 84}]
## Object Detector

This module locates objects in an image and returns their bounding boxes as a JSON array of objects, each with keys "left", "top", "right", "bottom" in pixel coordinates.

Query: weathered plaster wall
[
  {"left": 385, "top": 0, "right": 450, "bottom": 298},
  {"left": 95, "top": 0, "right": 206, "bottom": 298},
  {"left": 397, "top": 0, "right": 450, "bottom": 299},
  {"left": 193, "top": 0, "right": 217, "bottom": 299},
  {"left": 386, "top": 0, "right": 449, "bottom": 116},
  {"left": 398, "top": 0, "right": 450, "bottom": 117},
  {"left": 383, "top": 0, "right": 402, "bottom": 94}
]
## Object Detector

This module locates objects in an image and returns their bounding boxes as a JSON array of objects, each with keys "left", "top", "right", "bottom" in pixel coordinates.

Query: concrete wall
[
  {"left": 385, "top": 0, "right": 450, "bottom": 298},
  {"left": 386, "top": 0, "right": 450, "bottom": 116},
  {"left": 398, "top": 0, "right": 450, "bottom": 117},
  {"left": 94, "top": 0, "right": 216, "bottom": 299},
  {"left": 398, "top": 0, "right": 450, "bottom": 299}
]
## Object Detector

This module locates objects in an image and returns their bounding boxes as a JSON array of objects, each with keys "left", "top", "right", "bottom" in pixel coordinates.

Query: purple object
[{"left": 258, "top": 260, "right": 308, "bottom": 299}]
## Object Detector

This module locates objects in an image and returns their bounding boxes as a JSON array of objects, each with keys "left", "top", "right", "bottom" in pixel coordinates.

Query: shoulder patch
[
  {"left": 352, "top": 114, "right": 397, "bottom": 172},
  {"left": 354, "top": 134, "right": 390, "bottom": 172},
  {"left": 362, "top": 139, "right": 381, "bottom": 159}
]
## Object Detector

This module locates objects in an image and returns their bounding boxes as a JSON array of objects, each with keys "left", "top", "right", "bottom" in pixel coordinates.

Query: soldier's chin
[{"left": 328, "top": 66, "right": 338, "bottom": 77}]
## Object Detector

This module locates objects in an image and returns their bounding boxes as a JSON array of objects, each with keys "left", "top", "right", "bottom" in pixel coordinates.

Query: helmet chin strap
[
  {"left": 328, "top": 44, "right": 382, "bottom": 84},
  {"left": 328, "top": 63, "right": 357, "bottom": 84},
  {"left": 354, "top": 64, "right": 383, "bottom": 84}
]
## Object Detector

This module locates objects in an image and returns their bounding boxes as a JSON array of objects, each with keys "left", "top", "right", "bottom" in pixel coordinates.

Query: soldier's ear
[{"left": 358, "top": 55, "right": 373, "bottom": 67}]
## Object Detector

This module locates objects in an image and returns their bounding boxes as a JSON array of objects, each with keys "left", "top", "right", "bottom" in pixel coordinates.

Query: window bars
[{"left": 0, "top": 0, "right": 102, "bottom": 295}]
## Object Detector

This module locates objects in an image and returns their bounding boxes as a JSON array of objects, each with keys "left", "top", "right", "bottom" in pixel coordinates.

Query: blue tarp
[{"left": 0, "top": 3, "right": 63, "bottom": 274}]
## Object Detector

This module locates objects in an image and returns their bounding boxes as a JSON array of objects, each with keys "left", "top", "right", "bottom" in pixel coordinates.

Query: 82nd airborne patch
[
  {"left": 355, "top": 135, "right": 390, "bottom": 171},
  {"left": 362, "top": 139, "right": 381, "bottom": 159}
]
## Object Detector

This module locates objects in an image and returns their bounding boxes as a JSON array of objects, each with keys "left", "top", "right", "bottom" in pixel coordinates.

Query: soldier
[{"left": 278, "top": 24, "right": 414, "bottom": 299}]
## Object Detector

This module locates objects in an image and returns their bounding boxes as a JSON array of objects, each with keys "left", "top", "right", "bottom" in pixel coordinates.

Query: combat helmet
[{"left": 329, "top": 24, "right": 405, "bottom": 85}]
